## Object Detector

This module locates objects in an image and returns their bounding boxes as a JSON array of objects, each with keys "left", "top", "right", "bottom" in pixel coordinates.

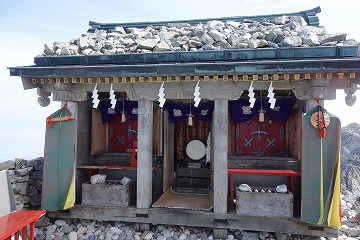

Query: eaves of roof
[
  {"left": 31, "top": 46, "right": 358, "bottom": 68},
  {"left": 9, "top": 57, "right": 360, "bottom": 78}
]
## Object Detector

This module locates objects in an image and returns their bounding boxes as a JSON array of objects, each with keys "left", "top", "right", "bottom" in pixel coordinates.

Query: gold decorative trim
[{"left": 29, "top": 72, "right": 359, "bottom": 85}]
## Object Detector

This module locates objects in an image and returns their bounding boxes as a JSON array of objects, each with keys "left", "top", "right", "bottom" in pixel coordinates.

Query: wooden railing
[{"left": 0, "top": 210, "right": 46, "bottom": 240}]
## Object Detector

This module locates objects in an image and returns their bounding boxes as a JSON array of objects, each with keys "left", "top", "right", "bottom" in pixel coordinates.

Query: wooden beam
[
  {"left": 137, "top": 100, "right": 154, "bottom": 208},
  {"left": 47, "top": 206, "right": 338, "bottom": 238},
  {"left": 213, "top": 99, "right": 228, "bottom": 214}
]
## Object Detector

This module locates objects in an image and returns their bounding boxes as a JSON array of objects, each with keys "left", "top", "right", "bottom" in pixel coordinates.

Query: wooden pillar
[
  {"left": 137, "top": 100, "right": 153, "bottom": 209},
  {"left": 213, "top": 99, "right": 228, "bottom": 213},
  {"left": 213, "top": 99, "right": 228, "bottom": 239}
]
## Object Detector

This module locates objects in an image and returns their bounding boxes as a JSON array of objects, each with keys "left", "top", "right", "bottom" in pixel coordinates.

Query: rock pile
[
  {"left": 40, "top": 16, "right": 359, "bottom": 56},
  {"left": 33, "top": 218, "right": 313, "bottom": 240},
  {"left": 338, "top": 193, "right": 360, "bottom": 240},
  {"left": 0, "top": 157, "right": 43, "bottom": 210},
  {"left": 340, "top": 123, "right": 360, "bottom": 195}
]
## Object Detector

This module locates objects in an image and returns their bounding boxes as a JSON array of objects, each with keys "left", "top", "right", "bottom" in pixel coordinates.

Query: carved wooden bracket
[
  {"left": 37, "top": 87, "right": 51, "bottom": 107},
  {"left": 344, "top": 83, "right": 358, "bottom": 106}
]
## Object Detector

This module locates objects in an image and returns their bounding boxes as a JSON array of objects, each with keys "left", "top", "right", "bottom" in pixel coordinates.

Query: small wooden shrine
[{"left": 8, "top": 6, "right": 360, "bottom": 238}]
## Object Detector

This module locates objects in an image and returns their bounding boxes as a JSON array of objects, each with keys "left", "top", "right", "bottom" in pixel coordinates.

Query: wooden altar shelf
[
  {"left": 228, "top": 168, "right": 301, "bottom": 210},
  {"left": 77, "top": 164, "right": 159, "bottom": 178},
  {"left": 0, "top": 210, "right": 46, "bottom": 240}
]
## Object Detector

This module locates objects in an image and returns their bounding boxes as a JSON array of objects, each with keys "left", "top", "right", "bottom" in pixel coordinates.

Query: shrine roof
[{"left": 8, "top": 6, "right": 360, "bottom": 78}]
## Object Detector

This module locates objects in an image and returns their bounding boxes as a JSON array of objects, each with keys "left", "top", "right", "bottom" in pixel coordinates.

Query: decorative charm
[
  {"left": 121, "top": 99, "right": 126, "bottom": 123},
  {"left": 258, "top": 90, "right": 265, "bottom": 122},
  {"left": 242, "top": 106, "right": 252, "bottom": 115},
  {"left": 188, "top": 114, "right": 193, "bottom": 126},
  {"left": 158, "top": 82, "right": 166, "bottom": 108},
  {"left": 310, "top": 105, "right": 330, "bottom": 138},
  {"left": 194, "top": 80, "right": 201, "bottom": 107},
  {"left": 91, "top": 84, "right": 100, "bottom": 109},
  {"left": 267, "top": 81, "right": 276, "bottom": 109},
  {"left": 188, "top": 101, "right": 194, "bottom": 126},
  {"left": 173, "top": 109, "right": 182, "bottom": 117},
  {"left": 131, "top": 108, "right": 138, "bottom": 115},
  {"left": 248, "top": 81, "right": 255, "bottom": 108},
  {"left": 109, "top": 84, "right": 116, "bottom": 109}
]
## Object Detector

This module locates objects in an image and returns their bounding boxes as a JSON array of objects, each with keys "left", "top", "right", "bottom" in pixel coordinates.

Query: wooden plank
[
  {"left": 91, "top": 109, "right": 107, "bottom": 155},
  {"left": 228, "top": 168, "right": 301, "bottom": 176},
  {"left": 228, "top": 111, "right": 236, "bottom": 156},
  {"left": 153, "top": 107, "right": 161, "bottom": 156},
  {"left": 285, "top": 107, "right": 303, "bottom": 160},
  {"left": 137, "top": 100, "right": 154, "bottom": 208},
  {"left": 163, "top": 110, "right": 174, "bottom": 192},
  {"left": 47, "top": 205, "right": 338, "bottom": 238},
  {"left": 213, "top": 99, "right": 228, "bottom": 214},
  {"left": 227, "top": 155, "right": 300, "bottom": 170}
]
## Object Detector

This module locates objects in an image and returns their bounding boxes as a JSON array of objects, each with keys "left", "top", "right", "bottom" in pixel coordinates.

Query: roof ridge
[{"left": 88, "top": 6, "right": 321, "bottom": 32}]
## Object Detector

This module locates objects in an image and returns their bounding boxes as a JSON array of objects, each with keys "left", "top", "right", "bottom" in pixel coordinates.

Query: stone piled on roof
[{"left": 41, "top": 15, "right": 359, "bottom": 56}]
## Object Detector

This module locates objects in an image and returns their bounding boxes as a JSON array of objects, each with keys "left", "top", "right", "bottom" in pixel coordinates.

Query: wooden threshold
[{"left": 47, "top": 205, "right": 338, "bottom": 238}]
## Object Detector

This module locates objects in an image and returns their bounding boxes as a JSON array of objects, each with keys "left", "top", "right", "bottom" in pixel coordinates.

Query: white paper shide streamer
[
  {"left": 158, "top": 82, "right": 166, "bottom": 108},
  {"left": 194, "top": 80, "right": 201, "bottom": 107},
  {"left": 248, "top": 81, "right": 255, "bottom": 108},
  {"left": 92, "top": 84, "right": 100, "bottom": 109},
  {"left": 109, "top": 84, "right": 116, "bottom": 109},
  {"left": 267, "top": 81, "right": 276, "bottom": 109}
]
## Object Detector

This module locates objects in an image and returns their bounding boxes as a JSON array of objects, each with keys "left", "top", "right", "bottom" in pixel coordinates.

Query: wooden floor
[{"left": 47, "top": 205, "right": 338, "bottom": 238}]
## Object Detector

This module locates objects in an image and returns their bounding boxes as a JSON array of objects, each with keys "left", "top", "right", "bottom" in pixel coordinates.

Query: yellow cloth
[
  {"left": 327, "top": 142, "right": 342, "bottom": 227},
  {"left": 63, "top": 168, "right": 75, "bottom": 209}
]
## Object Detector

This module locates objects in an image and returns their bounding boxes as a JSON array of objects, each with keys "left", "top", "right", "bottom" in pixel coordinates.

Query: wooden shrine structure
[{"left": 8, "top": 7, "right": 360, "bottom": 238}]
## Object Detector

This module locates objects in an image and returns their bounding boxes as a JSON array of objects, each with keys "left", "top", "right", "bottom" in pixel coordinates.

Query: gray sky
[{"left": 1, "top": 0, "right": 359, "bottom": 161}]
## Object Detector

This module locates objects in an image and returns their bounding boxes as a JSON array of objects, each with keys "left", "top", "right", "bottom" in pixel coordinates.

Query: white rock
[
  {"left": 60, "top": 47, "right": 71, "bottom": 55},
  {"left": 144, "top": 232, "right": 153, "bottom": 240},
  {"left": 281, "top": 36, "right": 302, "bottom": 47},
  {"left": 239, "top": 184, "right": 251, "bottom": 192},
  {"left": 154, "top": 41, "right": 171, "bottom": 52},
  {"left": 200, "top": 34, "right": 215, "bottom": 45},
  {"left": 68, "top": 231, "right": 78, "bottom": 240},
  {"left": 302, "top": 32, "right": 320, "bottom": 46},
  {"left": 77, "top": 226, "right": 87, "bottom": 234},
  {"left": 289, "top": 16, "right": 308, "bottom": 27},
  {"left": 259, "top": 231, "right": 269, "bottom": 240},
  {"left": 276, "top": 184, "right": 288, "bottom": 193},
  {"left": 179, "top": 233, "right": 187, "bottom": 240},
  {"left": 46, "top": 224, "right": 57, "bottom": 236},
  {"left": 90, "top": 174, "right": 106, "bottom": 184},
  {"left": 227, "top": 234, "right": 235, "bottom": 240},
  {"left": 273, "top": 16, "right": 289, "bottom": 25},
  {"left": 138, "top": 38, "right": 159, "bottom": 50},
  {"left": 54, "top": 220, "right": 67, "bottom": 227},
  {"left": 162, "top": 229, "right": 173, "bottom": 238},
  {"left": 209, "top": 30, "right": 227, "bottom": 41},
  {"left": 44, "top": 44, "right": 54, "bottom": 55}
]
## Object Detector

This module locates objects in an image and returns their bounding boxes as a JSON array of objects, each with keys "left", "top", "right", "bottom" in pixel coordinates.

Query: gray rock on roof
[{"left": 41, "top": 15, "right": 359, "bottom": 57}]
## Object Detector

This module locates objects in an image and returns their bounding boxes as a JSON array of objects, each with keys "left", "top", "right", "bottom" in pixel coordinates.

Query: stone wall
[{"left": 0, "top": 157, "right": 43, "bottom": 210}]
